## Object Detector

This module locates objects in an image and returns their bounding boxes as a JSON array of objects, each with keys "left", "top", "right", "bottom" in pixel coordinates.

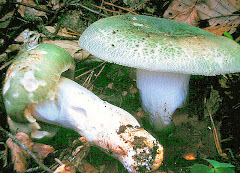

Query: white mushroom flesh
[
  {"left": 29, "top": 77, "right": 164, "bottom": 172},
  {"left": 137, "top": 69, "right": 190, "bottom": 131}
]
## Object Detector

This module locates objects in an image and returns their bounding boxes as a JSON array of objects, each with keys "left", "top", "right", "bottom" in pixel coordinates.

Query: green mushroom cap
[
  {"left": 3, "top": 43, "right": 75, "bottom": 123},
  {"left": 79, "top": 15, "right": 240, "bottom": 75}
]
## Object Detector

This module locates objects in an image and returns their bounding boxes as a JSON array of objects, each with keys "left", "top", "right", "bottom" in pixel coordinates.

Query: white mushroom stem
[
  {"left": 28, "top": 77, "right": 163, "bottom": 173},
  {"left": 136, "top": 69, "right": 190, "bottom": 131}
]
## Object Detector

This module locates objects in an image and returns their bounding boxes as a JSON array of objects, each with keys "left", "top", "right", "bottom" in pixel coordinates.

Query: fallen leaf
[
  {"left": 6, "top": 132, "right": 54, "bottom": 172},
  {"left": 32, "top": 143, "right": 54, "bottom": 159},
  {"left": 6, "top": 132, "right": 33, "bottom": 172},
  {"left": 53, "top": 164, "right": 76, "bottom": 173},
  {"left": 17, "top": 0, "right": 47, "bottom": 19},
  {"left": 129, "top": 84, "right": 138, "bottom": 97},
  {"left": 204, "top": 25, "right": 235, "bottom": 35},
  {"left": 168, "top": 6, "right": 200, "bottom": 26},
  {"left": 164, "top": 0, "right": 240, "bottom": 33},
  {"left": 42, "top": 40, "right": 83, "bottom": 57},
  {"left": 107, "top": 83, "right": 114, "bottom": 89}
]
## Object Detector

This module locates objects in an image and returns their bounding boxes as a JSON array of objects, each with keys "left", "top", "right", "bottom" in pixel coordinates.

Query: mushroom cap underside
[
  {"left": 79, "top": 15, "right": 240, "bottom": 76},
  {"left": 3, "top": 43, "right": 75, "bottom": 123}
]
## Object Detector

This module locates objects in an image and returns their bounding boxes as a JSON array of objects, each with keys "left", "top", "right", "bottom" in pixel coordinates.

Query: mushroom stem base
[{"left": 136, "top": 69, "right": 190, "bottom": 131}]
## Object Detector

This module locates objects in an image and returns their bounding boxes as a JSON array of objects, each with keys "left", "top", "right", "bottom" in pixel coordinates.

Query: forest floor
[{"left": 0, "top": 0, "right": 240, "bottom": 172}]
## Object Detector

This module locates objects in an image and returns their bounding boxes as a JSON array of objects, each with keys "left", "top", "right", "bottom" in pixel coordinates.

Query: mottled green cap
[
  {"left": 3, "top": 43, "right": 75, "bottom": 123},
  {"left": 79, "top": 15, "right": 240, "bottom": 75}
]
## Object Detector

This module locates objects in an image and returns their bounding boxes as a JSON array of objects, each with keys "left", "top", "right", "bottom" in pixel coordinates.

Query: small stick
[
  {"left": 91, "top": 4, "right": 124, "bottom": 14},
  {"left": 103, "top": 1, "right": 139, "bottom": 15},
  {"left": 75, "top": 69, "right": 94, "bottom": 79},
  {"left": 75, "top": 62, "right": 106, "bottom": 79},
  {"left": 77, "top": 4, "right": 107, "bottom": 17},
  {"left": 60, "top": 30, "right": 79, "bottom": 37},
  {"left": 0, "top": 59, "right": 14, "bottom": 71},
  {"left": 204, "top": 98, "right": 223, "bottom": 157},
  {"left": 67, "top": 28, "right": 81, "bottom": 35}
]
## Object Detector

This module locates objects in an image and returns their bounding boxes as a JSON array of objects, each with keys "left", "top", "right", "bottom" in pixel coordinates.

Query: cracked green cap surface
[
  {"left": 3, "top": 43, "right": 75, "bottom": 123},
  {"left": 79, "top": 15, "right": 240, "bottom": 75}
]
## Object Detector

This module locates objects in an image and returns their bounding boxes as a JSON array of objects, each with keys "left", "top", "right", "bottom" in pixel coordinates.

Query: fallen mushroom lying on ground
[
  {"left": 79, "top": 15, "right": 240, "bottom": 132},
  {"left": 2, "top": 43, "right": 163, "bottom": 172}
]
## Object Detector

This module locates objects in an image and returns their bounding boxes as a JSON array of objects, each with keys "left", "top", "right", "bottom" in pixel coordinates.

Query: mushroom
[
  {"left": 78, "top": 15, "right": 240, "bottom": 132},
  {"left": 3, "top": 43, "right": 164, "bottom": 172}
]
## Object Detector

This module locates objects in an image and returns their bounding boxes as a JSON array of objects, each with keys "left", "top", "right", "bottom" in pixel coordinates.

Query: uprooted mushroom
[{"left": 2, "top": 43, "right": 164, "bottom": 172}]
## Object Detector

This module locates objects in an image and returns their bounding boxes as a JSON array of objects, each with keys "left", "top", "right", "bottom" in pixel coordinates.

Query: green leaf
[
  {"left": 215, "top": 167, "right": 235, "bottom": 173},
  {"left": 204, "top": 159, "right": 235, "bottom": 168},
  {"left": 191, "top": 164, "right": 212, "bottom": 173},
  {"left": 223, "top": 31, "right": 233, "bottom": 40}
]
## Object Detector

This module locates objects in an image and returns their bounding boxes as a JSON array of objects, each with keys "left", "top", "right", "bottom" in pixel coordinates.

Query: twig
[
  {"left": 83, "top": 70, "right": 94, "bottom": 86},
  {"left": 204, "top": 98, "right": 223, "bottom": 157},
  {"left": 74, "top": 3, "right": 107, "bottom": 17},
  {"left": 75, "top": 62, "right": 106, "bottom": 79},
  {"left": 90, "top": 63, "right": 106, "bottom": 84},
  {"left": 0, "top": 59, "right": 14, "bottom": 71},
  {"left": 206, "top": 14, "right": 240, "bottom": 20},
  {"left": 103, "top": 1, "right": 139, "bottom": 15},
  {"left": 91, "top": 4, "right": 124, "bottom": 14},
  {"left": 75, "top": 69, "right": 93, "bottom": 79},
  {"left": 0, "top": 126, "right": 53, "bottom": 173},
  {"left": 67, "top": 28, "right": 81, "bottom": 36},
  {"left": 61, "top": 30, "right": 80, "bottom": 37}
]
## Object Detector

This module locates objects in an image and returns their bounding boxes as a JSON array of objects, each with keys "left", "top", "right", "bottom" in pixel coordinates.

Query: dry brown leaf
[
  {"left": 164, "top": 0, "right": 240, "bottom": 33},
  {"left": 43, "top": 40, "right": 80, "bottom": 55},
  {"left": 107, "top": 83, "right": 114, "bottom": 89},
  {"left": 53, "top": 164, "right": 76, "bottom": 173},
  {"left": 168, "top": 6, "right": 200, "bottom": 26},
  {"left": 18, "top": 2, "right": 26, "bottom": 17},
  {"left": 17, "top": 0, "right": 47, "bottom": 19},
  {"left": 204, "top": 25, "right": 235, "bottom": 35},
  {"left": 32, "top": 143, "right": 54, "bottom": 159},
  {"left": 44, "top": 26, "right": 78, "bottom": 38},
  {"left": 42, "top": 40, "right": 90, "bottom": 60},
  {"left": 129, "top": 84, "right": 138, "bottom": 97},
  {"left": 6, "top": 132, "right": 33, "bottom": 172},
  {"left": 6, "top": 132, "right": 54, "bottom": 172}
]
